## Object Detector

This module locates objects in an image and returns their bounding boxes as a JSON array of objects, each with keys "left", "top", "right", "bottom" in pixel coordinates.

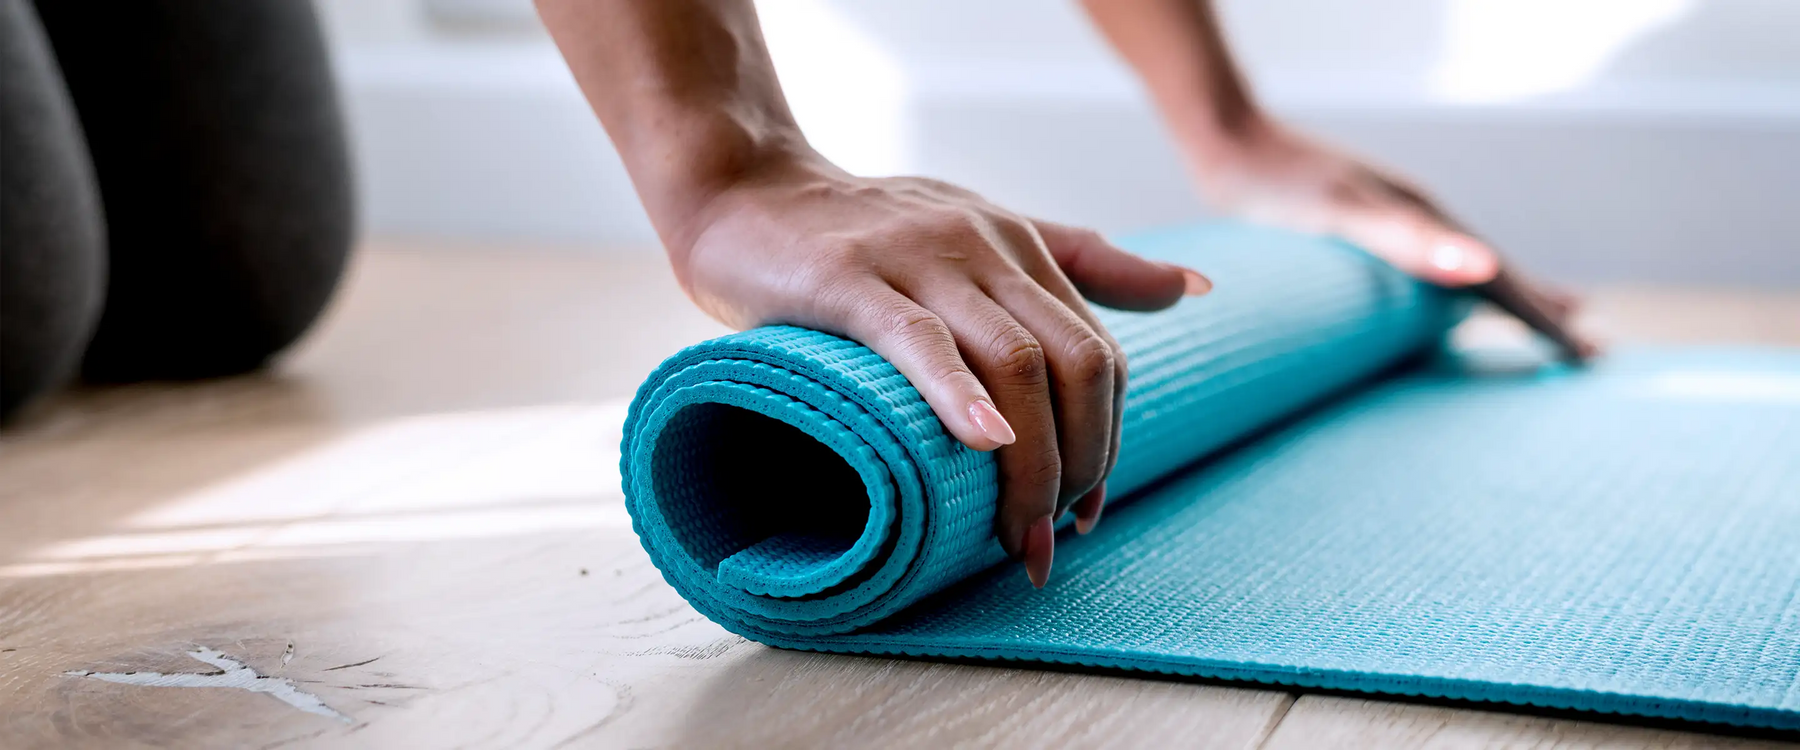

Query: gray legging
[{"left": 0, "top": 0, "right": 354, "bottom": 420}]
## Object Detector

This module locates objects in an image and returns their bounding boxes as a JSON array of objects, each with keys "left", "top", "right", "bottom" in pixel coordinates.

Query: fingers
[
  {"left": 1475, "top": 267, "right": 1601, "bottom": 362},
  {"left": 817, "top": 217, "right": 1208, "bottom": 589},
  {"left": 1073, "top": 482, "right": 1105, "bottom": 535},
  {"left": 825, "top": 278, "right": 1070, "bottom": 587},
  {"left": 1326, "top": 182, "right": 1596, "bottom": 360},
  {"left": 1033, "top": 220, "right": 1211, "bottom": 310},
  {"left": 825, "top": 283, "right": 1017, "bottom": 453},
  {"left": 1078, "top": 347, "right": 1124, "bottom": 536},
  {"left": 907, "top": 285, "right": 1063, "bottom": 584},
  {"left": 1012, "top": 221, "right": 1142, "bottom": 536},
  {"left": 1328, "top": 199, "right": 1501, "bottom": 288},
  {"left": 983, "top": 277, "right": 1117, "bottom": 520}
]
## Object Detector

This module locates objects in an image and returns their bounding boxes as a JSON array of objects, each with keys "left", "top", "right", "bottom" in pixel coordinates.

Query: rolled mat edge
[{"left": 620, "top": 222, "right": 1464, "bottom": 640}]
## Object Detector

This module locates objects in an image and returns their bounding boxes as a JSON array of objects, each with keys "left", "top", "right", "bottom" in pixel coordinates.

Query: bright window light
[
  {"left": 756, "top": 0, "right": 911, "bottom": 176},
  {"left": 3, "top": 401, "right": 633, "bottom": 578},
  {"left": 1431, "top": 0, "right": 1694, "bottom": 104}
]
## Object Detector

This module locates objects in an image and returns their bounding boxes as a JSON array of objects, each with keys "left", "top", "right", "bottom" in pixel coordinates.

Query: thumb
[
  {"left": 1330, "top": 204, "right": 1500, "bottom": 287},
  {"left": 1033, "top": 219, "right": 1211, "bottom": 311}
]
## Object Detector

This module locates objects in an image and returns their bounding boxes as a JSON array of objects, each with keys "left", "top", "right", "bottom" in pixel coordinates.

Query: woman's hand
[
  {"left": 1192, "top": 121, "right": 1596, "bottom": 360},
  {"left": 1082, "top": 0, "right": 1597, "bottom": 360},
  {"left": 538, "top": 0, "right": 1210, "bottom": 587},
  {"left": 672, "top": 151, "right": 1210, "bottom": 587}
]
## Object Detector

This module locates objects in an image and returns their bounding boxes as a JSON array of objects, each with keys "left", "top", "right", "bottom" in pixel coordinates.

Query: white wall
[{"left": 314, "top": 0, "right": 1800, "bottom": 284}]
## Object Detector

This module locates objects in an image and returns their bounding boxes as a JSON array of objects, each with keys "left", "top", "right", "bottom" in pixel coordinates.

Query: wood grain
[{"left": 1, "top": 245, "right": 1793, "bottom": 749}]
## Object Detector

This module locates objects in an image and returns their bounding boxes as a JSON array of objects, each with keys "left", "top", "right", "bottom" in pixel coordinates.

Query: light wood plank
[
  {"left": 2, "top": 245, "right": 1795, "bottom": 748},
  {"left": 0, "top": 244, "right": 1291, "bottom": 749}
]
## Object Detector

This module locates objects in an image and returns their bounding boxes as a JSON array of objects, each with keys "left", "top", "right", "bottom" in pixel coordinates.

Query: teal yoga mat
[{"left": 622, "top": 223, "right": 1800, "bottom": 730}]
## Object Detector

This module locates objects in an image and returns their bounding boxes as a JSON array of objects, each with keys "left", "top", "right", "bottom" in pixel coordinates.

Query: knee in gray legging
[
  {"left": 34, "top": 0, "right": 356, "bottom": 382},
  {"left": 0, "top": 0, "right": 107, "bottom": 420}
]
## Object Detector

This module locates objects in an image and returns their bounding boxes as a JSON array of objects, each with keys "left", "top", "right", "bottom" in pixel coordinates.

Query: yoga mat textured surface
[{"left": 622, "top": 223, "right": 1800, "bottom": 729}]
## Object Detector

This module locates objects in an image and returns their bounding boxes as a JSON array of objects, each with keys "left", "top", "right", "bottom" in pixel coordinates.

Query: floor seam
[{"left": 1248, "top": 692, "right": 1300, "bottom": 750}]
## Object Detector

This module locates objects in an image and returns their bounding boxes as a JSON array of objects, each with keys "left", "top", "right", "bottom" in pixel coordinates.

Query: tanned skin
[{"left": 537, "top": 0, "right": 1593, "bottom": 588}]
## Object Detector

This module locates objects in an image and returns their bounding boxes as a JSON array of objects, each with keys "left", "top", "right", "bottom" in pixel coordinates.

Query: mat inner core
[{"left": 650, "top": 402, "right": 875, "bottom": 592}]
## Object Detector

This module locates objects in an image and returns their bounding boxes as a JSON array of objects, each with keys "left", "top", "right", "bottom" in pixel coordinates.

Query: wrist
[
  {"left": 622, "top": 112, "right": 829, "bottom": 259},
  {"left": 1173, "top": 101, "right": 1278, "bottom": 173},
  {"left": 645, "top": 129, "right": 841, "bottom": 267}
]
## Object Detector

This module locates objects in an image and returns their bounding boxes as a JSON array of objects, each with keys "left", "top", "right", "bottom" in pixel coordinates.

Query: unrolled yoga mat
[{"left": 622, "top": 223, "right": 1800, "bottom": 730}]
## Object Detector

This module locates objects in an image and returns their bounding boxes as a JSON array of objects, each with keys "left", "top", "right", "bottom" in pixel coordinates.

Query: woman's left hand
[{"left": 1192, "top": 120, "right": 1598, "bottom": 360}]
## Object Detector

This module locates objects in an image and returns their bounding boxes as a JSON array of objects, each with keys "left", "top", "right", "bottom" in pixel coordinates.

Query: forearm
[
  {"left": 535, "top": 0, "right": 826, "bottom": 257},
  {"left": 1080, "top": 0, "right": 1267, "bottom": 168}
]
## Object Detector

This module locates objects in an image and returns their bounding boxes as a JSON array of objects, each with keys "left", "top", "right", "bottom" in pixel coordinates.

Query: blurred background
[
  {"left": 315, "top": 0, "right": 1799, "bottom": 285},
  {"left": 5, "top": 4, "right": 1799, "bottom": 744}
]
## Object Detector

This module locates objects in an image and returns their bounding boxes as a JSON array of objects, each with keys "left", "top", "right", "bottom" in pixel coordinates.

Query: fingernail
[
  {"left": 1180, "top": 267, "right": 1213, "bottom": 296},
  {"left": 1023, "top": 516, "right": 1054, "bottom": 589},
  {"left": 968, "top": 400, "right": 1016, "bottom": 446},
  {"left": 1075, "top": 486, "right": 1105, "bottom": 535},
  {"left": 1430, "top": 242, "right": 1466, "bottom": 273}
]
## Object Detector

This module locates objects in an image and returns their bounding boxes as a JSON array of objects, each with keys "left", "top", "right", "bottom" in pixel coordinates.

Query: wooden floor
[{"left": 4, "top": 243, "right": 1799, "bottom": 749}]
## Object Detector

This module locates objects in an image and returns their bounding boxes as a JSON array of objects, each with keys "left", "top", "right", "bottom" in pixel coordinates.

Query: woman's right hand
[
  {"left": 536, "top": 0, "right": 1206, "bottom": 588},
  {"left": 667, "top": 150, "right": 1211, "bottom": 588}
]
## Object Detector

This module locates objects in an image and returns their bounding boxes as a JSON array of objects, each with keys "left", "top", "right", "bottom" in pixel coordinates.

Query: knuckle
[
  {"left": 924, "top": 209, "right": 982, "bottom": 240},
  {"left": 880, "top": 305, "right": 949, "bottom": 347},
  {"left": 926, "top": 358, "right": 974, "bottom": 389},
  {"left": 1063, "top": 334, "right": 1116, "bottom": 389},
  {"left": 941, "top": 209, "right": 1023, "bottom": 253},
  {"left": 909, "top": 212, "right": 993, "bottom": 263},
  {"left": 1028, "top": 454, "right": 1063, "bottom": 490},
  {"left": 985, "top": 211, "right": 1030, "bottom": 235},
  {"left": 911, "top": 176, "right": 969, "bottom": 197},
  {"left": 990, "top": 214, "right": 1043, "bottom": 250},
  {"left": 829, "top": 242, "right": 881, "bottom": 274},
  {"left": 986, "top": 327, "right": 1046, "bottom": 382}
]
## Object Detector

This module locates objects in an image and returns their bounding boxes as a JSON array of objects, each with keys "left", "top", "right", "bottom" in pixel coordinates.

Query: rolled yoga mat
[{"left": 622, "top": 223, "right": 1800, "bottom": 730}]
